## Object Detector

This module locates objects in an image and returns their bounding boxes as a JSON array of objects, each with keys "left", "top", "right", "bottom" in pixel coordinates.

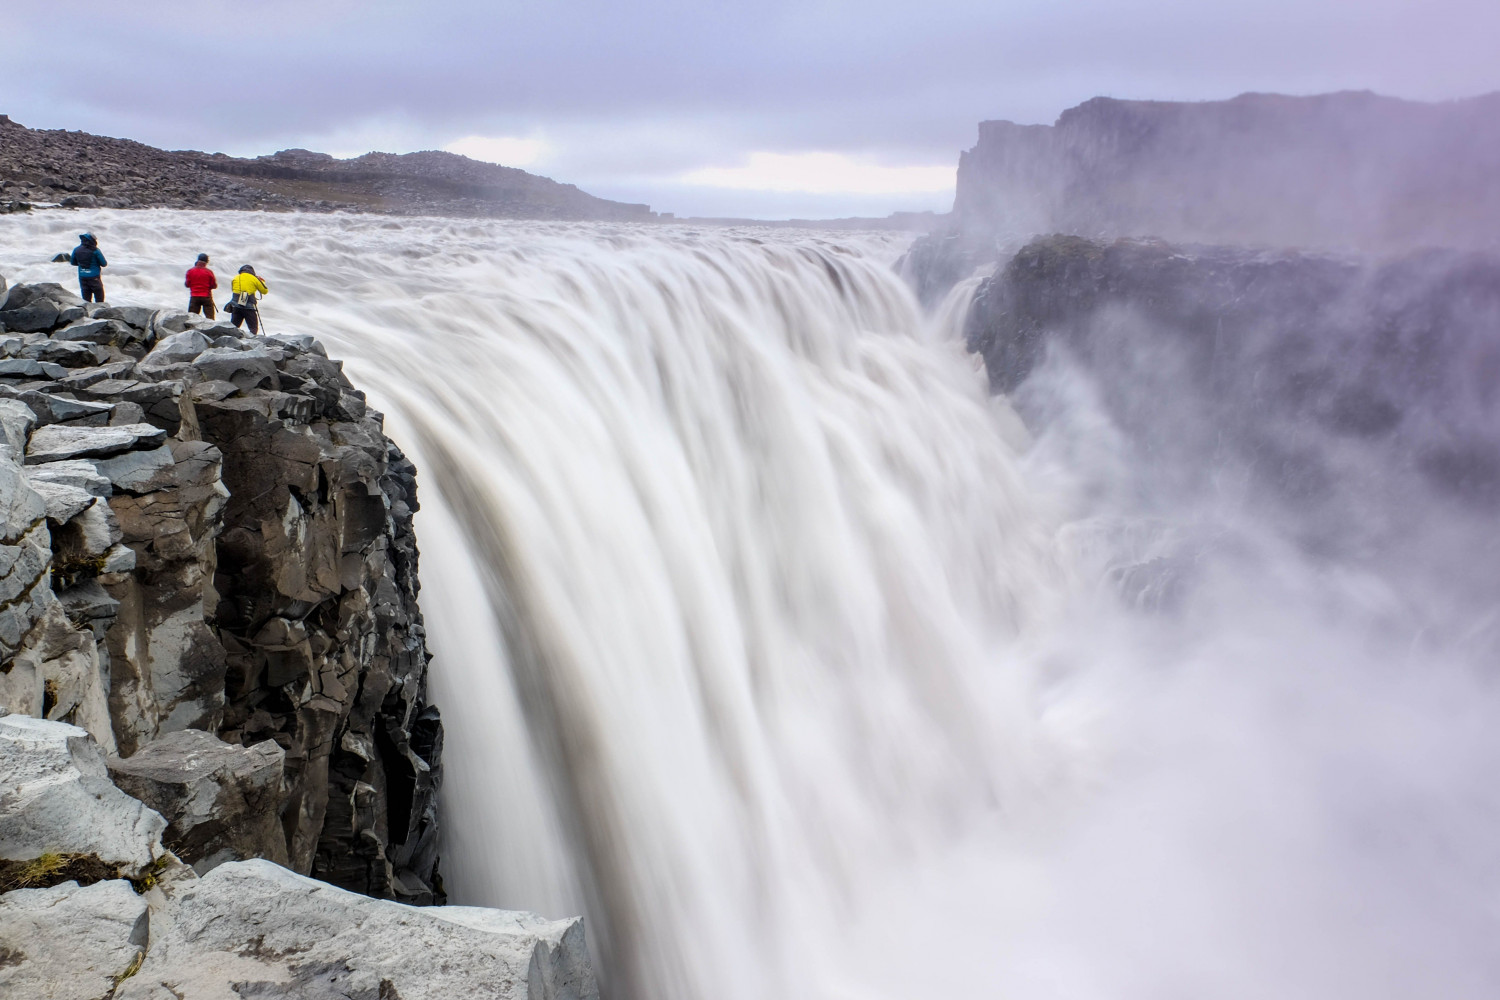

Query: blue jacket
[{"left": 70, "top": 243, "right": 107, "bottom": 279}]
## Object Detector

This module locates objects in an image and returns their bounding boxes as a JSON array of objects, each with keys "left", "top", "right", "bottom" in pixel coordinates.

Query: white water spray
[{"left": 3, "top": 212, "right": 1497, "bottom": 1000}]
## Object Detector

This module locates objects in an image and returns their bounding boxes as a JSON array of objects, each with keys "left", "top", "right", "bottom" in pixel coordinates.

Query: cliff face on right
[
  {"left": 965, "top": 236, "right": 1500, "bottom": 599},
  {"left": 903, "top": 91, "right": 1500, "bottom": 304},
  {"left": 955, "top": 91, "right": 1500, "bottom": 251}
]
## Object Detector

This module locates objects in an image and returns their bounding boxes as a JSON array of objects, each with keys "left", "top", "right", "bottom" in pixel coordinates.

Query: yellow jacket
[{"left": 231, "top": 273, "right": 268, "bottom": 299}]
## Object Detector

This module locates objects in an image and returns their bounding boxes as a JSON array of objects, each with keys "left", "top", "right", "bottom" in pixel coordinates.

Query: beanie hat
[{"left": 196, "top": 253, "right": 209, "bottom": 263}]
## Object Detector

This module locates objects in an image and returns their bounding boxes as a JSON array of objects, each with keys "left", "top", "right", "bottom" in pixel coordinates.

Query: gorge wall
[
  {"left": 903, "top": 91, "right": 1500, "bottom": 303},
  {"left": 0, "top": 275, "right": 442, "bottom": 902},
  {"left": 962, "top": 235, "right": 1500, "bottom": 638}
]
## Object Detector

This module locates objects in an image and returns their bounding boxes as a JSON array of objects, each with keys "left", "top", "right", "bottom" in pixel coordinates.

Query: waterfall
[{"left": 2, "top": 211, "right": 1497, "bottom": 1000}]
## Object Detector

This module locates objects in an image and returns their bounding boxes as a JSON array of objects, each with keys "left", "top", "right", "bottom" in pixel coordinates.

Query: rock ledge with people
[{"left": 0, "top": 267, "right": 600, "bottom": 998}]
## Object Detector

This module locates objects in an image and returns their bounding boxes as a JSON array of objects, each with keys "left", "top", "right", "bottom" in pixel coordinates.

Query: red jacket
[{"left": 185, "top": 266, "right": 218, "bottom": 297}]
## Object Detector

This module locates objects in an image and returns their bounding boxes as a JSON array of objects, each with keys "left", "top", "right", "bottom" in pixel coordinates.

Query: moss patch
[{"left": 0, "top": 852, "right": 124, "bottom": 893}]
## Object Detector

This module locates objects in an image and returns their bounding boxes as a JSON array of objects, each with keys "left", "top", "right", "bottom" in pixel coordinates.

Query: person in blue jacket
[{"left": 69, "top": 233, "right": 108, "bottom": 302}]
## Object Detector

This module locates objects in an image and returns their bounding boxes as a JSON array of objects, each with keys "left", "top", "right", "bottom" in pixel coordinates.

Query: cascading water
[{"left": 3, "top": 211, "right": 1498, "bottom": 1000}]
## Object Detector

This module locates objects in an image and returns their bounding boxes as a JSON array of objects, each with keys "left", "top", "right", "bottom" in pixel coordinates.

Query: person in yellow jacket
[{"left": 228, "top": 264, "right": 269, "bottom": 335}]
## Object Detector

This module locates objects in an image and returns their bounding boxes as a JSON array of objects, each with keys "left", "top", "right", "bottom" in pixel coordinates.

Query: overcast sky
[{"left": 4, "top": 0, "right": 1498, "bottom": 218}]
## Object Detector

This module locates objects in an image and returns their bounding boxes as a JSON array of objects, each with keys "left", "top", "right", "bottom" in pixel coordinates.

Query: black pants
[
  {"left": 79, "top": 276, "right": 104, "bottom": 302},
  {"left": 188, "top": 296, "right": 217, "bottom": 318},
  {"left": 230, "top": 304, "right": 258, "bottom": 335}
]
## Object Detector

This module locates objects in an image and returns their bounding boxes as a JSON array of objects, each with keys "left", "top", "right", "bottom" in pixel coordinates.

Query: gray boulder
[
  {"left": 107, "top": 729, "right": 289, "bottom": 873},
  {"left": 0, "top": 299, "right": 58, "bottom": 334},
  {"left": 0, "top": 879, "right": 150, "bottom": 1000},
  {"left": 143, "top": 329, "right": 210, "bottom": 366},
  {"left": 114, "top": 859, "right": 598, "bottom": 1000},
  {"left": 0, "top": 283, "right": 82, "bottom": 334},
  {"left": 0, "top": 396, "right": 36, "bottom": 456},
  {"left": 265, "top": 333, "right": 328, "bottom": 356},
  {"left": 24, "top": 458, "right": 112, "bottom": 496},
  {"left": 28, "top": 478, "right": 97, "bottom": 523},
  {"left": 52, "top": 317, "right": 113, "bottom": 343},
  {"left": 191, "top": 345, "right": 278, "bottom": 388},
  {"left": 4, "top": 389, "right": 114, "bottom": 427},
  {"left": 0, "top": 715, "right": 165, "bottom": 873},
  {"left": 55, "top": 361, "right": 136, "bottom": 390},
  {"left": 35, "top": 338, "right": 110, "bottom": 368},
  {"left": 151, "top": 311, "right": 196, "bottom": 336},
  {"left": 0, "top": 357, "right": 67, "bottom": 379},
  {"left": 108, "top": 400, "right": 148, "bottom": 425},
  {"left": 91, "top": 443, "right": 177, "bottom": 492},
  {"left": 95, "top": 304, "right": 155, "bottom": 331},
  {"left": 25, "top": 421, "right": 169, "bottom": 463}
]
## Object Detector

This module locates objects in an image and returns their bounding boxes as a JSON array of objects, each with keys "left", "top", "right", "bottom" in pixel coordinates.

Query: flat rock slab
[
  {"left": 0, "top": 357, "right": 67, "bottom": 379},
  {"left": 35, "top": 339, "right": 109, "bottom": 367},
  {"left": 24, "top": 458, "right": 113, "bottom": 496},
  {"left": 115, "top": 859, "right": 598, "bottom": 1000},
  {"left": 91, "top": 444, "right": 176, "bottom": 492},
  {"left": 25, "top": 422, "right": 169, "bottom": 464},
  {"left": 94, "top": 305, "right": 155, "bottom": 330},
  {"left": 0, "top": 715, "right": 165, "bottom": 873},
  {"left": 0, "top": 879, "right": 149, "bottom": 1000},
  {"left": 3, "top": 389, "right": 114, "bottom": 427},
  {"left": 144, "top": 330, "right": 211, "bottom": 366},
  {"left": 27, "top": 478, "right": 98, "bottom": 523},
  {"left": 192, "top": 346, "right": 278, "bottom": 386}
]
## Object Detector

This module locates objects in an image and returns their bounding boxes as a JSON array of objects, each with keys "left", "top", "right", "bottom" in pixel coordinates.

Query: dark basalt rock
[
  {"left": 965, "top": 236, "right": 1500, "bottom": 516},
  {"left": 0, "top": 277, "right": 444, "bottom": 906},
  {"left": 106, "top": 728, "right": 289, "bottom": 873}
]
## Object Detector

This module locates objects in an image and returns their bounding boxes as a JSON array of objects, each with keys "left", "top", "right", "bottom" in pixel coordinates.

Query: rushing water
[{"left": 3, "top": 211, "right": 1498, "bottom": 1000}]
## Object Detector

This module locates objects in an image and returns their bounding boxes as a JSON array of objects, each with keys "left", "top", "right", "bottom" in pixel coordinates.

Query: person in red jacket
[{"left": 185, "top": 253, "right": 218, "bottom": 318}]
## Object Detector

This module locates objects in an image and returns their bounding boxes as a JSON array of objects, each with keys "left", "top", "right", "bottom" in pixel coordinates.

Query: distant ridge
[{"left": 0, "top": 115, "right": 655, "bottom": 220}]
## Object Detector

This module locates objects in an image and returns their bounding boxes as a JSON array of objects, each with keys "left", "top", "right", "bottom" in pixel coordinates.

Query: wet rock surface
[{"left": 0, "top": 274, "right": 442, "bottom": 903}]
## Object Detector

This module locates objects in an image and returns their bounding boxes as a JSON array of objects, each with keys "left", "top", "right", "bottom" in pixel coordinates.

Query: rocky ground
[
  {"left": 1, "top": 715, "right": 595, "bottom": 1000},
  {"left": 0, "top": 274, "right": 598, "bottom": 997},
  {"left": 0, "top": 114, "right": 653, "bottom": 221}
]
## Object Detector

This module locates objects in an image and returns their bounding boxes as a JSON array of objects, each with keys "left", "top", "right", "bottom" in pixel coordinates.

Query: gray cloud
[{"left": 3, "top": 0, "right": 1498, "bottom": 217}]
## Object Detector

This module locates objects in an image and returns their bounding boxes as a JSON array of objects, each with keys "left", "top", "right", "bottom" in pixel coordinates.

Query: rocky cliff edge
[{"left": 0, "top": 275, "right": 596, "bottom": 996}]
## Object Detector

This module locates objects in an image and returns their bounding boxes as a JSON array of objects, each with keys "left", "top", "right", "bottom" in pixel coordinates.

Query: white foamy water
[{"left": 3, "top": 211, "right": 1498, "bottom": 1000}]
